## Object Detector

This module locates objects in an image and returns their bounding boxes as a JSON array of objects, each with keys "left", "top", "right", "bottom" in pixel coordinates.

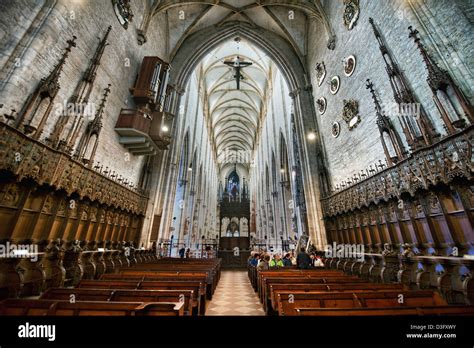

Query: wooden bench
[
  {"left": 78, "top": 279, "right": 206, "bottom": 315},
  {"left": 0, "top": 299, "right": 184, "bottom": 316},
  {"left": 100, "top": 272, "right": 214, "bottom": 300},
  {"left": 256, "top": 269, "right": 345, "bottom": 293},
  {"left": 257, "top": 271, "right": 356, "bottom": 300},
  {"left": 276, "top": 290, "right": 446, "bottom": 316},
  {"left": 123, "top": 264, "right": 218, "bottom": 279},
  {"left": 260, "top": 276, "right": 368, "bottom": 312},
  {"left": 122, "top": 259, "right": 221, "bottom": 285},
  {"left": 248, "top": 265, "right": 257, "bottom": 290},
  {"left": 40, "top": 288, "right": 195, "bottom": 316},
  {"left": 268, "top": 283, "right": 406, "bottom": 314},
  {"left": 295, "top": 305, "right": 474, "bottom": 316}
]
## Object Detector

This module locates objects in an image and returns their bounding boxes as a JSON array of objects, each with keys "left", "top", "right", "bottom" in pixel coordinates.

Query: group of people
[{"left": 248, "top": 247, "right": 325, "bottom": 271}]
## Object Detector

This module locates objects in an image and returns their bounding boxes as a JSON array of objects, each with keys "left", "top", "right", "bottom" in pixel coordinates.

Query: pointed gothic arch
[{"left": 169, "top": 20, "right": 326, "bottom": 247}]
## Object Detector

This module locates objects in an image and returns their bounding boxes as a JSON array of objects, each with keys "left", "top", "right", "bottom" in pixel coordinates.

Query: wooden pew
[
  {"left": 258, "top": 271, "right": 360, "bottom": 283},
  {"left": 78, "top": 279, "right": 206, "bottom": 315},
  {"left": 276, "top": 290, "right": 446, "bottom": 316},
  {"left": 295, "top": 305, "right": 474, "bottom": 316},
  {"left": 259, "top": 273, "right": 364, "bottom": 299},
  {"left": 0, "top": 299, "right": 184, "bottom": 316},
  {"left": 121, "top": 259, "right": 219, "bottom": 274},
  {"left": 101, "top": 272, "right": 214, "bottom": 300},
  {"left": 122, "top": 265, "right": 218, "bottom": 292},
  {"left": 248, "top": 265, "right": 257, "bottom": 290},
  {"left": 256, "top": 269, "right": 345, "bottom": 290},
  {"left": 268, "top": 283, "right": 406, "bottom": 314},
  {"left": 257, "top": 270, "right": 352, "bottom": 301},
  {"left": 40, "top": 288, "right": 195, "bottom": 316},
  {"left": 260, "top": 276, "right": 368, "bottom": 312},
  {"left": 146, "top": 258, "right": 221, "bottom": 288},
  {"left": 125, "top": 258, "right": 221, "bottom": 283}
]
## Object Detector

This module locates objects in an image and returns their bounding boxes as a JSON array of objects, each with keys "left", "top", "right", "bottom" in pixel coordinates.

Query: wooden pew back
[
  {"left": 40, "top": 288, "right": 194, "bottom": 315},
  {"left": 268, "top": 283, "right": 406, "bottom": 312},
  {"left": 295, "top": 305, "right": 474, "bottom": 316},
  {"left": 277, "top": 290, "right": 446, "bottom": 316},
  {"left": 78, "top": 279, "right": 205, "bottom": 315},
  {"left": 0, "top": 299, "right": 184, "bottom": 316}
]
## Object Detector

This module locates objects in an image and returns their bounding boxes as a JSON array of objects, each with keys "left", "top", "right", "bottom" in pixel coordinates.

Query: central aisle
[{"left": 206, "top": 270, "right": 265, "bottom": 316}]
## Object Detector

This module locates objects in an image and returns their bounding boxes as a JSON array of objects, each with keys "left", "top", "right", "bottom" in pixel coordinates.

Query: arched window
[
  {"left": 227, "top": 169, "right": 240, "bottom": 201},
  {"left": 290, "top": 114, "right": 308, "bottom": 237},
  {"left": 177, "top": 133, "right": 189, "bottom": 186},
  {"left": 271, "top": 152, "right": 278, "bottom": 192},
  {"left": 280, "top": 134, "right": 293, "bottom": 240}
]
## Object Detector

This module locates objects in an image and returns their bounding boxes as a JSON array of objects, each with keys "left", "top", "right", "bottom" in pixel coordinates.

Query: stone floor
[{"left": 206, "top": 269, "right": 265, "bottom": 316}]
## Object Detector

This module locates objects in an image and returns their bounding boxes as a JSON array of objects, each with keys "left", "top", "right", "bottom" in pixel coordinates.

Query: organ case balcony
[
  {"left": 115, "top": 57, "right": 175, "bottom": 155},
  {"left": 114, "top": 109, "right": 156, "bottom": 155},
  {"left": 129, "top": 56, "right": 170, "bottom": 110},
  {"left": 114, "top": 108, "right": 173, "bottom": 155}
]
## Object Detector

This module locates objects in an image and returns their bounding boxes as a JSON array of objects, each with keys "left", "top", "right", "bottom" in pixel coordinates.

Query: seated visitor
[
  {"left": 250, "top": 253, "right": 260, "bottom": 267},
  {"left": 282, "top": 253, "right": 293, "bottom": 267},
  {"left": 296, "top": 247, "right": 311, "bottom": 269},
  {"left": 290, "top": 250, "right": 297, "bottom": 265},
  {"left": 314, "top": 254, "right": 325, "bottom": 268},
  {"left": 247, "top": 251, "right": 255, "bottom": 265},
  {"left": 257, "top": 254, "right": 270, "bottom": 271}
]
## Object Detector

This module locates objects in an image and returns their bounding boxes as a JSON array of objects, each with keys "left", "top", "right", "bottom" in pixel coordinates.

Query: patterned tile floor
[{"left": 206, "top": 269, "right": 265, "bottom": 316}]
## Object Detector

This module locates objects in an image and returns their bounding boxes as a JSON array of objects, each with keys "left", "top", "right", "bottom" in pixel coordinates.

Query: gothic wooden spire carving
[
  {"left": 49, "top": 26, "right": 112, "bottom": 151},
  {"left": 74, "top": 84, "right": 111, "bottom": 167},
  {"left": 15, "top": 36, "right": 77, "bottom": 140},
  {"left": 366, "top": 79, "right": 406, "bottom": 166},
  {"left": 90, "top": 84, "right": 111, "bottom": 134},
  {"left": 83, "top": 25, "right": 112, "bottom": 85},
  {"left": 368, "top": 18, "right": 439, "bottom": 151},
  {"left": 408, "top": 26, "right": 473, "bottom": 133}
]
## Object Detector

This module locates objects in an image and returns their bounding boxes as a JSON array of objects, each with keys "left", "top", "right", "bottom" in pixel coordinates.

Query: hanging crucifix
[{"left": 223, "top": 56, "right": 252, "bottom": 90}]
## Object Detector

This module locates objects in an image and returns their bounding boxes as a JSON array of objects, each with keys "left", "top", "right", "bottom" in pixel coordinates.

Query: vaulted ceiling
[
  {"left": 142, "top": 0, "right": 335, "bottom": 62},
  {"left": 142, "top": 0, "right": 333, "bottom": 175},
  {"left": 195, "top": 37, "right": 273, "bottom": 170}
]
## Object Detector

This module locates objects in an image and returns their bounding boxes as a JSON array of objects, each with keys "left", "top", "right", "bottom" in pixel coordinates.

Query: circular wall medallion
[
  {"left": 112, "top": 0, "right": 134, "bottom": 29},
  {"left": 343, "top": 0, "right": 360, "bottom": 30},
  {"left": 330, "top": 76, "right": 340, "bottom": 95},
  {"left": 344, "top": 55, "right": 356, "bottom": 76},
  {"left": 332, "top": 121, "right": 340, "bottom": 138},
  {"left": 317, "top": 97, "right": 327, "bottom": 115},
  {"left": 316, "top": 62, "right": 326, "bottom": 86}
]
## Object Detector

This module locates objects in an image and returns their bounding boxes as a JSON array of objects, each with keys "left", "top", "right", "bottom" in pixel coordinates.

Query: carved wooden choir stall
[
  {"left": 319, "top": 20, "right": 473, "bottom": 305},
  {"left": 0, "top": 26, "right": 174, "bottom": 299}
]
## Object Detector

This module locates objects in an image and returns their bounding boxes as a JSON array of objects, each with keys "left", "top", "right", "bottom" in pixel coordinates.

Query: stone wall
[
  {"left": 307, "top": 0, "right": 473, "bottom": 188},
  {"left": 0, "top": 0, "right": 168, "bottom": 184}
]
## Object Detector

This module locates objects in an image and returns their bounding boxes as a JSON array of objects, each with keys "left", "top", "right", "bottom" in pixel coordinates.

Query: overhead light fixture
[
  {"left": 161, "top": 125, "right": 169, "bottom": 132},
  {"left": 307, "top": 129, "right": 316, "bottom": 141}
]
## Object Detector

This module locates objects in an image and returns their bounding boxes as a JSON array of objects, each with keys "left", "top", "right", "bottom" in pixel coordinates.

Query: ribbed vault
[
  {"left": 196, "top": 38, "right": 273, "bottom": 169},
  {"left": 141, "top": 0, "right": 336, "bottom": 60},
  {"left": 169, "top": 21, "right": 327, "bottom": 246}
]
